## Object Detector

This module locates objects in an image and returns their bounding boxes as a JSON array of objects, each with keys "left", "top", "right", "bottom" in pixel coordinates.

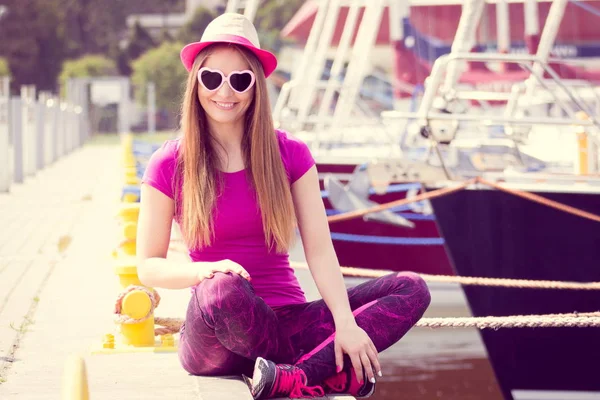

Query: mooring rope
[
  {"left": 477, "top": 177, "right": 600, "bottom": 224},
  {"left": 164, "top": 247, "right": 600, "bottom": 291},
  {"left": 326, "top": 179, "right": 476, "bottom": 224},
  {"left": 326, "top": 176, "right": 600, "bottom": 224},
  {"left": 416, "top": 312, "right": 600, "bottom": 329},
  {"left": 150, "top": 311, "right": 600, "bottom": 336},
  {"left": 289, "top": 262, "right": 600, "bottom": 290}
]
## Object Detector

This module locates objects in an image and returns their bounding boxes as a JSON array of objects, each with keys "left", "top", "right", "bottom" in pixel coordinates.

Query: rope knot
[{"left": 114, "top": 285, "right": 161, "bottom": 324}]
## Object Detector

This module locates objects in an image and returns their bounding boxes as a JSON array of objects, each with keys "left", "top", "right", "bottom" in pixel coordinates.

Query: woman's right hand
[{"left": 195, "top": 259, "right": 251, "bottom": 283}]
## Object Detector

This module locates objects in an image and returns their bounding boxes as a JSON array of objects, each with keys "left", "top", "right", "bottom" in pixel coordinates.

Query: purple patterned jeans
[{"left": 178, "top": 271, "right": 431, "bottom": 386}]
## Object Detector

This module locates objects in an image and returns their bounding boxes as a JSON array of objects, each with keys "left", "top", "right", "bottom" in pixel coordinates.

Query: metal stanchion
[
  {"left": 0, "top": 77, "right": 10, "bottom": 192},
  {"left": 36, "top": 92, "right": 48, "bottom": 170},
  {"left": 21, "top": 85, "right": 37, "bottom": 176},
  {"left": 10, "top": 96, "right": 23, "bottom": 184}
]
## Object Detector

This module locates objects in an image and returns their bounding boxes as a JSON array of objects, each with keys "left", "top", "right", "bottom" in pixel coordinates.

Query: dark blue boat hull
[{"left": 428, "top": 188, "right": 600, "bottom": 399}]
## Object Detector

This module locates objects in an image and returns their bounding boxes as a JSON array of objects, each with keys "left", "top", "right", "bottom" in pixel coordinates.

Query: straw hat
[{"left": 180, "top": 13, "right": 278, "bottom": 77}]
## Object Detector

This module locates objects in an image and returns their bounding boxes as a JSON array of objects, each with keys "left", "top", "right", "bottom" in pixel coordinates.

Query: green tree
[
  {"left": 121, "top": 0, "right": 184, "bottom": 14},
  {"left": 131, "top": 41, "right": 188, "bottom": 121},
  {"left": 58, "top": 55, "right": 117, "bottom": 96},
  {"left": 127, "top": 21, "right": 157, "bottom": 61},
  {"left": 0, "top": 57, "right": 10, "bottom": 77},
  {"left": 254, "top": 0, "right": 305, "bottom": 52},
  {"left": 0, "top": 0, "right": 133, "bottom": 92},
  {"left": 117, "top": 21, "right": 157, "bottom": 75},
  {"left": 178, "top": 7, "right": 216, "bottom": 44},
  {"left": 61, "top": 0, "right": 129, "bottom": 59},
  {"left": 159, "top": 28, "right": 176, "bottom": 44},
  {"left": 0, "top": 0, "right": 67, "bottom": 92}
]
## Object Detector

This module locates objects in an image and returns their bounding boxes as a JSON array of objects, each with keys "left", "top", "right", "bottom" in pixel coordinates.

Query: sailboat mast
[
  {"left": 524, "top": 0, "right": 540, "bottom": 53},
  {"left": 441, "top": 0, "right": 486, "bottom": 94},
  {"left": 525, "top": 0, "right": 568, "bottom": 95}
]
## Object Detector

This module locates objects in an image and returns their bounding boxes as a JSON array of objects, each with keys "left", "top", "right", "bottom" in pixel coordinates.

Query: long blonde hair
[{"left": 176, "top": 44, "right": 295, "bottom": 253}]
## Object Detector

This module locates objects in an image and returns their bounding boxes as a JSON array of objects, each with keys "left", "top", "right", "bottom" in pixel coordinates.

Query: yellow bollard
[
  {"left": 113, "top": 204, "right": 139, "bottom": 258},
  {"left": 102, "top": 334, "right": 115, "bottom": 349},
  {"left": 160, "top": 334, "right": 175, "bottom": 348},
  {"left": 122, "top": 133, "right": 138, "bottom": 185},
  {"left": 61, "top": 355, "right": 90, "bottom": 400},
  {"left": 123, "top": 154, "right": 135, "bottom": 168},
  {"left": 123, "top": 221, "right": 137, "bottom": 241},
  {"left": 122, "top": 193, "right": 139, "bottom": 203},
  {"left": 114, "top": 261, "right": 156, "bottom": 347},
  {"left": 124, "top": 174, "right": 140, "bottom": 186},
  {"left": 118, "top": 203, "right": 140, "bottom": 221}
]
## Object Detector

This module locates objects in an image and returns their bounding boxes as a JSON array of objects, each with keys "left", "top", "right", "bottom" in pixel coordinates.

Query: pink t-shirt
[{"left": 141, "top": 129, "right": 315, "bottom": 307}]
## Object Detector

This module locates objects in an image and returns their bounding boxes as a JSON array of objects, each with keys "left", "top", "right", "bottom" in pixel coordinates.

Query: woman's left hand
[{"left": 334, "top": 320, "right": 381, "bottom": 384}]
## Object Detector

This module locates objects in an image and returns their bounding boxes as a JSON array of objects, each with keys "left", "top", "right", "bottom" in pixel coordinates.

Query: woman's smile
[{"left": 212, "top": 100, "right": 237, "bottom": 111}]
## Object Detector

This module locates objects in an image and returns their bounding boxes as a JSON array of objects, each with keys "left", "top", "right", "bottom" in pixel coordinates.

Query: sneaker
[
  {"left": 248, "top": 357, "right": 325, "bottom": 399},
  {"left": 322, "top": 367, "right": 376, "bottom": 398}
]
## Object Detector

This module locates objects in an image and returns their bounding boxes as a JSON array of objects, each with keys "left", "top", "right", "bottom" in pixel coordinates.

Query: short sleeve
[
  {"left": 141, "top": 140, "right": 178, "bottom": 199},
  {"left": 277, "top": 129, "right": 316, "bottom": 184}
]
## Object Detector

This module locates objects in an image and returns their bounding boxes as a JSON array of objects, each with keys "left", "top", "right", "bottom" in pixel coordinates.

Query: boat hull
[
  {"left": 317, "top": 161, "right": 454, "bottom": 274},
  {"left": 428, "top": 187, "right": 600, "bottom": 399}
]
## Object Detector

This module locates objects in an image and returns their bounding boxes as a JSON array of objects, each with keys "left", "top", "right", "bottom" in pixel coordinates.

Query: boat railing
[
  {"left": 273, "top": 79, "right": 389, "bottom": 129},
  {"left": 381, "top": 52, "right": 600, "bottom": 145}
]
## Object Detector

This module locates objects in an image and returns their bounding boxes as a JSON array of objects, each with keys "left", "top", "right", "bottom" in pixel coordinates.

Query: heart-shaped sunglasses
[{"left": 197, "top": 67, "right": 256, "bottom": 94}]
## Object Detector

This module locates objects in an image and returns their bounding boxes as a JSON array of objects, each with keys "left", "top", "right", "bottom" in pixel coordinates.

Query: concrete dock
[{"left": 0, "top": 144, "right": 356, "bottom": 399}]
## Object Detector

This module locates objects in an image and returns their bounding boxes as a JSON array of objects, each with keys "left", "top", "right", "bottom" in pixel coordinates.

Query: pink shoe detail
[
  {"left": 322, "top": 367, "right": 375, "bottom": 398},
  {"left": 250, "top": 357, "right": 325, "bottom": 399}
]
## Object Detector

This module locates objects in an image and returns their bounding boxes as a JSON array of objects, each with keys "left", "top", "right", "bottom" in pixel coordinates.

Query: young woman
[{"left": 137, "top": 13, "right": 431, "bottom": 400}]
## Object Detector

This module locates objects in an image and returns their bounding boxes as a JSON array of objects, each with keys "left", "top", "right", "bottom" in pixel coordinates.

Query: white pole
[
  {"left": 525, "top": 0, "right": 568, "bottom": 96},
  {"left": 58, "top": 101, "right": 66, "bottom": 158},
  {"left": 317, "top": 0, "right": 363, "bottom": 126},
  {"left": 27, "top": 85, "right": 37, "bottom": 171},
  {"left": 524, "top": 0, "right": 540, "bottom": 54},
  {"left": 42, "top": 97, "right": 50, "bottom": 166},
  {"left": 11, "top": 97, "right": 24, "bottom": 184},
  {"left": 389, "top": 0, "right": 406, "bottom": 41},
  {"left": 297, "top": 0, "right": 343, "bottom": 123},
  {"left": 20, "top": 86, "right": 36, "bottom": 176},
  {"left": 36, "top": 93, "right": 46, "bottom": 170},
  {"left": 77, "top": 79, "right": 90, "bottom": 144},
  {"left": 71, "top": 103, "right": 76, "bottom": 151},
  {"left": 65, "top": 81, "right": 74, "bottom": 153},
  {"left": 0, "top": 77, "right": 10, "bottom": 192},
  {"left": 243, "top": 0, "right": 260, "bottom": 22},
  {"left": 524, "top": 0, "right": 539, "bottom": 37},
  {"left": 532, "top": 0, "right": 566, "bottom": 65},
  {"left": 51, "top": 97, "right": 59, "bottom": 163},
  {"left": 289, "top": 0, "right": 331, "bottom": 108},
  {"left": 441, "top": 0, "right": 486, "bottom": 94},
  {"left": 332, "top": 0, "right": 385, "bottom": 128},
  {"left": 19, "top": 86, "right": 28, "bottom": 175},
  {"left": 496, "top": 0, "right": 510, "bottom": 54},
  {"left": 225, "top": 0, "right": 240, "bottom": 13},
  {"left": 65, "top": 102, "right": 73, "bottom": 154},
  {"left": 389, "top": 0, "right": 411, "bottom": 109},
  {"left": 45, "top": 97, "right": 54, "bottom": 165}
]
